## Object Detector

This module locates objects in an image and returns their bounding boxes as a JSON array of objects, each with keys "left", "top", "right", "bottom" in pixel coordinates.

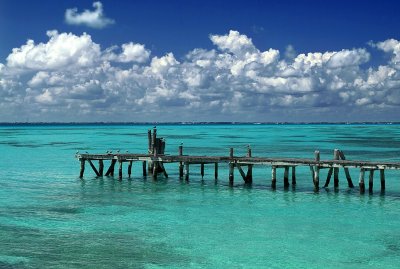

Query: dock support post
[
  {"left": 324, "top": 168, "right": 333, "bottom": 187},
  {"left": 284, "top": 166, "right": 289, "bottom": 188},
  {"left": 99, "top": 160, "right": 104, "bottom": 176},
  {"left": 229, "top": 148, "right": 234, "bottom": 186},
  {"left": 291, "top": 166, "right": 296, "bottom": 185},
  {"left": 380, "top": 169, "right": 385, "bottom": 191},
  {"left": 338, "top": 150, "right": 354, "bottom": 188},
  {"left": 185, "top": 162, "right": 189, "bottom": 181},
  {"left": 359, "top": 168, "right": 365, "bottom": 194},
  {"left": 128, "top": 161, "right": 132, "bottom": 178},
  {"left": 314, "top": 151, "right": 320, "bottom": 190},
  {"left": 142, "top": 161, "right": 147, "bottom": 177},
  {"left": 246, "top": 146, "right": 253, "bottom": 183},
  {"left": 88, "top": 159, "right": 100, "bottom": 177},
  {"left": 152, "top": 161, "right": 158, "bottom": 180},
  {"left": 271, "top": 166, "right": 276, "bottom": 189},
  {"left": 105, "top": 159, "right": 116, "bottom": 176},
  {"left": 214, "top": 163, "right": 218, "bottom": 180},
  {"left": 79, "top": 159, "right": 85, "bottom": 178},
  {"left": 369, "top": 169, "right": 374, "bottom": 193},
  {"left": 334, "top": 149, "right": 339, "bottom": 188},
  {"left": 200, "top": 163, "right": 204, "bottom": 178},
  {"left": 119, "top": 161, "right": 123, "bottom": 180},
  {"left": 179, "top": 145, "right": 184, "bottom": 179}
]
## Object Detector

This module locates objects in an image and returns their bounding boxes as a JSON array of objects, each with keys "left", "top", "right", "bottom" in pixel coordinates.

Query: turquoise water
[{"left": 1, "top": 124, "right": 400, "bottom": 268}]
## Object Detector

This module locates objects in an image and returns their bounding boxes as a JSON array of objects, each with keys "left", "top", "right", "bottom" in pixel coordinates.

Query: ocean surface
[{"left": 1, "top": 124, "right": 400, "bottom": 268}]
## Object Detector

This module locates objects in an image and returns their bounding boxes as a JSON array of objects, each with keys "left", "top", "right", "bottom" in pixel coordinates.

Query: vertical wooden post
[
  {"left": 118, "top": 161, "right": 123, "bottom": 180},
  {"left": 359, "top": 168, "right": 365, "bottom": 194},
  {"left": 229, "top": 148, "right": 234, "bottom": 186},
  {"left": 246, "top": 146, "right": 253, "bottom": 183},
  {"left": 148, "top": 129, "right": 152, "bottom": 153},
  {"left": 200, "top": 163, "right": 205, "bottom": 178},
  {"left": 185, "top": 162, "right": 190, "bottom": 181},
  {"left": 153, "top": 161, "right": 158, "bottom": 180},
  {"left": 99, "top": 160, "right": 104, "bottom": 176},
  {"left": 334, "top": 149, "right": 340, "bottom": 188},
  {"left": 152, "top": 127, "right": 157, "bottom": 153},
  {"left": 314, "top": 150, "right": 320, "bottom": 190},
  {"left": 179, "top": 145, "right": 183, "bottom": 179},
  {"left": 380, "top": 169, "right": 385, "bottom": 191},
  {"left": 369, "top": 169, "right": 374, "bottom": 193},
  {"left": 284, "top": 166, "right": 289, "bottom": 187},
  {"left": 314, "top": 167, "right": 320, "bottom": 191},
  {"left": 214, "top": 163, "right": 218, "bottom": 180},
  {"left": 79, "top": 159, "right": 85, "bottom": 178},
  {"left": 271, "top": 166, "right": 276, "bottom": 189},
  {"left": 127, "top": 161, "right": 132, "bottom": 178},
  {"left": 339, "top": 150, "right": 354, "bottom": 188},
  {"left": 142, "top": 161, "right": 147, "bottom": 177},
  {"left": 291, "top": 166, "right": 296, "bottom": 185}
]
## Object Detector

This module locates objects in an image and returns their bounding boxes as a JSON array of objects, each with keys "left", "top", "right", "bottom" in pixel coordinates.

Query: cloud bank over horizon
[{"left": 1, "top": 29, "right": 400, "bottom": 122}]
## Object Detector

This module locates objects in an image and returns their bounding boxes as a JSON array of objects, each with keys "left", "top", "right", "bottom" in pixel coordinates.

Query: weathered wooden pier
[{"left": 76, "top": 127, "right": 400, "bottom": 194}]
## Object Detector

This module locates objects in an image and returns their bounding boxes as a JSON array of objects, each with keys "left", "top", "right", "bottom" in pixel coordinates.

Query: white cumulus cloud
[{"left": 65, "top": 1, "right": 115, "bottom": 29}]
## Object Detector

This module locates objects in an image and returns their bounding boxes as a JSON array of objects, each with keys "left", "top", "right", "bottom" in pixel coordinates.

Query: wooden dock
[{"left": 76, "top": 127, "right": 400, "bottom": 194}]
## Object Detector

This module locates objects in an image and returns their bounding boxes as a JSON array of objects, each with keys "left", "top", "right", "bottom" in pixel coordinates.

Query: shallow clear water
[{"left": 1, "top": 124, "right": 400, "bottom": 268}]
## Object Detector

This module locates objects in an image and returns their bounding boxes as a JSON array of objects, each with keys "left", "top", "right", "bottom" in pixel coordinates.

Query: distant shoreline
[{"left": 0, "top": 122, "right": 399, "bottom": 126}]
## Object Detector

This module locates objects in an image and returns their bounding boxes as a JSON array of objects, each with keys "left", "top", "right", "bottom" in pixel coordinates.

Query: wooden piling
[
  {"left": 185, "top": 162, "right": 189, "bottom": 181},
  {"left": 118, "top": 161, "right": 123, "bottom": 180},
  {"left": 229, "top": 148, "right": 234, "bottom": 185},
  {"left": 380, "top": 169, "right": 385, "bottom": 191},
  {"left": 284, "top": 166, "right": 289, "bottom": 187},
  {"left": 291, "top": 166, "right": 296, "bottom": 185},
  {"left": 105, "top": 159, "right": 116, "bottom": 176},
  {"left": 88, "top": 159, "right": 100, "bottom": 177},
  {"left": 148, "top": 129, "right": 152, "bottom": 153},
  {"left": 324, "top": 168, "right": 333, "bottom": 187},
  {"left": 271, "top": 166, "right": 277, "bottom": 189},
  {"left": 152, "top": 161, "right": 158, "bottom": 180},
  {"left": 359, "top": 168, "right": 365, "bottom": 194},
  {"left": 179, "top": 145, "right": 184, "bottom": 178},
  {"left": 79, "top": 159, "right": 85, "bottom": 178},
  {"left": 369, "top": 169, "right": 374, "bottom": 193},
  {"left": 142, "top": 161, "right": 147, "bottom": 177},
  {"left": 200, "top": 163, "right": 204, "bottom": 178},
  {"left": 314, "top": 150, "right": 320, "bottom": 190},
  {"left": 338, "top": 150, "right": 354, "bottom": 188},
  {"left": 334, "top": 149, "right": 340, "bottom": 188},
  {"left": 246, "top": 147, "right": 253, "bottom": 183},
  {"left": 128, "top": 161, "right": 132, "bottom": 178},
  {"left": 214, "top": 163, "right": 218, "bottom": 180},
  {"left": 99, "top": 160, "right": 104, "bottom": 176}
]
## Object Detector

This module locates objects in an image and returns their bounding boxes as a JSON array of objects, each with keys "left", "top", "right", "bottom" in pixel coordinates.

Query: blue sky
[{"left": 0, "top": 0, "right": 400, "bottom": 122}]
